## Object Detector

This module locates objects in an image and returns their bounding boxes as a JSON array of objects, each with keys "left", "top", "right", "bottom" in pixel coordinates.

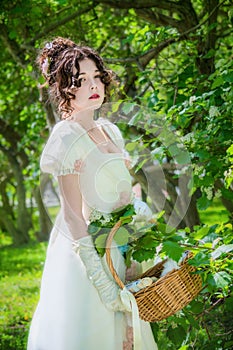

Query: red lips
[{"left": 89, "top": 94, "right": 100, "bottom": 99}]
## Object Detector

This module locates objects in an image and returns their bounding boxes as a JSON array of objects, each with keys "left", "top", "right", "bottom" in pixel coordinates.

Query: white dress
[{"left": 27, "top": 118, "right": 158, "bottom": 350}]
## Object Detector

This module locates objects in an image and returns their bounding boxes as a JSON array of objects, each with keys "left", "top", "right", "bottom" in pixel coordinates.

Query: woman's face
[{"left": 71, "top": 58, "right": 105, "bottom": 112}]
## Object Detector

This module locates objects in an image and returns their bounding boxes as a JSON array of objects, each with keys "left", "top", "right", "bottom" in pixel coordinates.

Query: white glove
[
  {"left": 133, "top": 198, "right": 153, "bottom": 221},
  {"left": 74, "top": 236, "right": 129, "bottom": 312}
]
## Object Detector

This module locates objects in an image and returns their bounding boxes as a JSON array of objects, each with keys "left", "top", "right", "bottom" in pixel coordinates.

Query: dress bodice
[{"left": 40, "top": 118, "right": 132, "bottom": 214}]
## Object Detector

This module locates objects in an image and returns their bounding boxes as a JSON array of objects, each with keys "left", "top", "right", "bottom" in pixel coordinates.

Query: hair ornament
[
  {"left": 45, "top": 42, "right": 53, "bottom": 49},
  {"left": 42, "top": 57, "right": 50, "bottom": 76},
  {"left": 70, "top": 76, "right": 77, "bottom": 89}
]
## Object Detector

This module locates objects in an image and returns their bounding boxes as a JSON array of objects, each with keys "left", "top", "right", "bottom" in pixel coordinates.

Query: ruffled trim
[{"left": 55, "top": 168, "right": 81, "bottom": 177}]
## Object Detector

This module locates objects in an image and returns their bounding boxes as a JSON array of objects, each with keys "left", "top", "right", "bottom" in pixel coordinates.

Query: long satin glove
[
  {"left": 133, "top": 198, "right": 153, "bottom": 221},
  {"left": 73, "top": 236, "right": 131, "bottom": 312}
]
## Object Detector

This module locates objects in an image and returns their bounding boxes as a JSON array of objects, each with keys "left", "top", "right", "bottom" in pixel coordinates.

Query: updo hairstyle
[{"left": 37, "top": 37, "right": 114, "bottom": 119}]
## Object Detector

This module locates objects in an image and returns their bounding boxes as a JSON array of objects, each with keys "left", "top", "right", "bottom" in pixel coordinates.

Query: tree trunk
[
  {"left": 33, "top": 184, "right": 52, "bottom": 242},
  {"left": 0, "top": 207, "right": 28, "bottom": 245},
  {"left": 130, "top": 163, "right": 200, "bottom": 229},
  {"left": 1, "top": 146, "right": 31, "bottom": 245},
  {"left": 215, "top": 179, "right": 233, "bottom": 222},
  {"left": 196, "top": 0, "right": 219, "bottom": 75}
]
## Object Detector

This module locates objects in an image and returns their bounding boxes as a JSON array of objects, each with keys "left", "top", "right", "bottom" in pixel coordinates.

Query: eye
[
  {"left": 94, "top": 75, "right": 101, "bottom": 79},
  {"left": 78, "top": 77, "right": 86, "bottom": 85}
]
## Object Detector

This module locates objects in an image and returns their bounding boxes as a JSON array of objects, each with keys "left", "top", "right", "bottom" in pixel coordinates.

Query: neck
[{"left": 71, "top": 108, "right": 96, "bottom": 130}]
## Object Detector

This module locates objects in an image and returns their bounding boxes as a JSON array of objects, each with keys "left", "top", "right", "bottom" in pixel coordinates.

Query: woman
[{"left": 27, "top": 37, "right": 158, "bottom": 350}]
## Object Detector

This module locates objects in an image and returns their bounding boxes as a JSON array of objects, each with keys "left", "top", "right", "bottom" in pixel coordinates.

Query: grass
[
  {"left": 199, "top": 199, "right": 229, "bottom": 225},
  {"left": 0, "top": 242, "right": 47, "bottom": 350}
]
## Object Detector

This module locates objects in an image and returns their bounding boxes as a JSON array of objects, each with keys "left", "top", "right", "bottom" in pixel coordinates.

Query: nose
[{"left": 90, "top": 79, "right": 97, "bottom": 90}]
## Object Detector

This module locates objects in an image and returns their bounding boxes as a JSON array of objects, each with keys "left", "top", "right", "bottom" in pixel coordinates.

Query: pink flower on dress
[{"left": 73, "top": 159, "right": 85, "bottom": 173}]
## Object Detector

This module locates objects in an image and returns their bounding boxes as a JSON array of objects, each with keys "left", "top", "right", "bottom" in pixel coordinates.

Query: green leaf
[
  {"left": 125, "top": 141, "right": 138, "bottom": 152},
  {"left": 95, "top": 233, "right": 108, "bottom": 250},
  {"left": 213, "top": 271, "right": 232, "bottom": 288},
  {"left": 167, "top": 325, "right": 186, "bottom": 346},
  {"left": 224, "top": 71, "right": 233, "bottom": 82},
  {"left": 162, "top": 241, "right": 184, "bottom": 261},
  {"left": 211, "top": 76, "right": 224, "bottom": 89},
  {"left": 196, "top": 149, "right": 209, "bottom": 161},
  {"left": 175, "top": 150, "right": 191, "bottom": 165},
  {"left": 188, "top": 252, "right": 210, "bottom": 266},
  {"left": 227, "top": 144, "right": 233, "bottom": 156},
  {"left": 185, "top": 312, "right": 200, "bottom": 329},
  {"left": 197, "top": 196, "right": 212, "bottom": 210},
  {"left": 132, "top": 249, "right": 155, "bottom": 262},
  {"left": 203, "top": 48, "right": 215, "bottom": 59},
  {"left": 192, "top": 226, "right": 209, "bottom": 240},
  {"left": 150, "top": 322, "right": 159, "bottom": 342},
  {"left": 88, "top": 224, "right": 100, "bottom": 234},
  {"left": 125, "top": 248, "right": 133, "bottom": 267},
  {"left": 114, "top": 227, "right": 130, "bottom": 246},
  {"left": 139, "top": 235, "right": 158, "bottom": 249},
  {"left": 189, "top": 300, "right": 203, "bottom": 314},
  {"left": 211, "top": 244, "right": 233, "bottom": 260},
  {"left": 123, "top": 206, "right": 135, "bottom": 216},
  {"left": 157, "top": 222, "right": 175, "bottom": 235}
]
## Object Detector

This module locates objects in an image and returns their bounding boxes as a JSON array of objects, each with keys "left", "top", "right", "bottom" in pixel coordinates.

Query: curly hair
[{"left": 37, "top": 37, "right": 115, "bottom": 119}]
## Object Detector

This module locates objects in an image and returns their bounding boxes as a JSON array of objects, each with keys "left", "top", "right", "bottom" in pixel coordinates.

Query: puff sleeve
[{"left": 40, "top": 121, "right": 85, "bottom": 177}]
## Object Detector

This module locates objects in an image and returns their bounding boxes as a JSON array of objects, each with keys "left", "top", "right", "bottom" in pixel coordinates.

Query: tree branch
[
  {"left": 98, "top": 0, "right": 184, "bottom": 11},
  {"left": 104, "top": 36, "right": 180, "bottom": 68},
  {"left": 28, "top": 3, "right": 98, "bottom": 45},
  {"left": 0, "top": 23, "right": 26, "bottom": 68},
  {"left": 0, "top": 118, "right": 29, "bottom": 166}
]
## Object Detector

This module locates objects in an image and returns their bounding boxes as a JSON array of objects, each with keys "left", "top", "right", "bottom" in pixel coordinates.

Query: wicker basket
[{"left": 106, "top": 220, "right": 202, "bottom": 322}]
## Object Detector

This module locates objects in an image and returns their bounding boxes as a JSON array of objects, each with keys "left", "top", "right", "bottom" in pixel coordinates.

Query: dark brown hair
[{"left": 37, "top": 37, "right": 115, "bottom": 119}]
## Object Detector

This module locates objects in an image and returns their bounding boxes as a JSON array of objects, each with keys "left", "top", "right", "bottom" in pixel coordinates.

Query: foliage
[
  {"left": 164, "top": 58, "right": 233, "bottom": 215},
  {"left": 87, "top": 204, "right": 135, "bottom": 258}
]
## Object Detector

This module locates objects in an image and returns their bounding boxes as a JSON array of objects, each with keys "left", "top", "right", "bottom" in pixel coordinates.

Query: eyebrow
[{"left": 79, "top": 69, "right": 100, "bottom": 76}]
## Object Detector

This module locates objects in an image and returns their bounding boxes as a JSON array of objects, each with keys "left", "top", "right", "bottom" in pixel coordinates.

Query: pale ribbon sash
[{"left": 120, "top": 287, "right": 142, "bottom": 350}]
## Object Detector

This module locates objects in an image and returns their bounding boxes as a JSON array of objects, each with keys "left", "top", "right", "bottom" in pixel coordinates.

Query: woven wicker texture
[{"left": 106, "top": 220, "right": 202, "bottom": 322}]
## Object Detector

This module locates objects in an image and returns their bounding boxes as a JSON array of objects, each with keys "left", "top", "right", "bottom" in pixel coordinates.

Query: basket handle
[{"left": 105, "top": 219, "right": 125, "bottom": 290}]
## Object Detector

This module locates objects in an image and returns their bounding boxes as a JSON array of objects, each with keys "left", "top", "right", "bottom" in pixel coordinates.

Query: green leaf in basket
[
  {"left": 162, "top": 241, "right": 184, "bottom": 262},
  {"left": 88, "top": 224, "right": 101, "bottom": 235},
  {"left": 114, "top": 227, "right": 130, "bottom": 246},
  {"left": 139, "top": 235, "right": 158, "bottom": 249},
  {"left": 121, "top": 205, "right": 135, "bottom": 217},
  {"left": 95, "top": 233, "right": 108, "bottom": 251},
  {"left": 132, "top": 249, "right": 156, "bottom": 262},
  {"left": 125, "top": 248, "right": 133, "bottom": 267}
]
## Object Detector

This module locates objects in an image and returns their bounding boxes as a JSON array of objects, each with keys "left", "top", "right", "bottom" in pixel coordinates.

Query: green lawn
[
  {"left": 199, "top": 199, "right": 229, "bottom": 225},
  {"left": 0, "top": 242, "right": 47, "bottom": 350}
]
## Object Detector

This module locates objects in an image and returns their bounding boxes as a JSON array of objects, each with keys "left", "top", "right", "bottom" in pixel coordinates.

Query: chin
[{"left": 92, "top": 101, "right": 104, "bottom": 110}]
